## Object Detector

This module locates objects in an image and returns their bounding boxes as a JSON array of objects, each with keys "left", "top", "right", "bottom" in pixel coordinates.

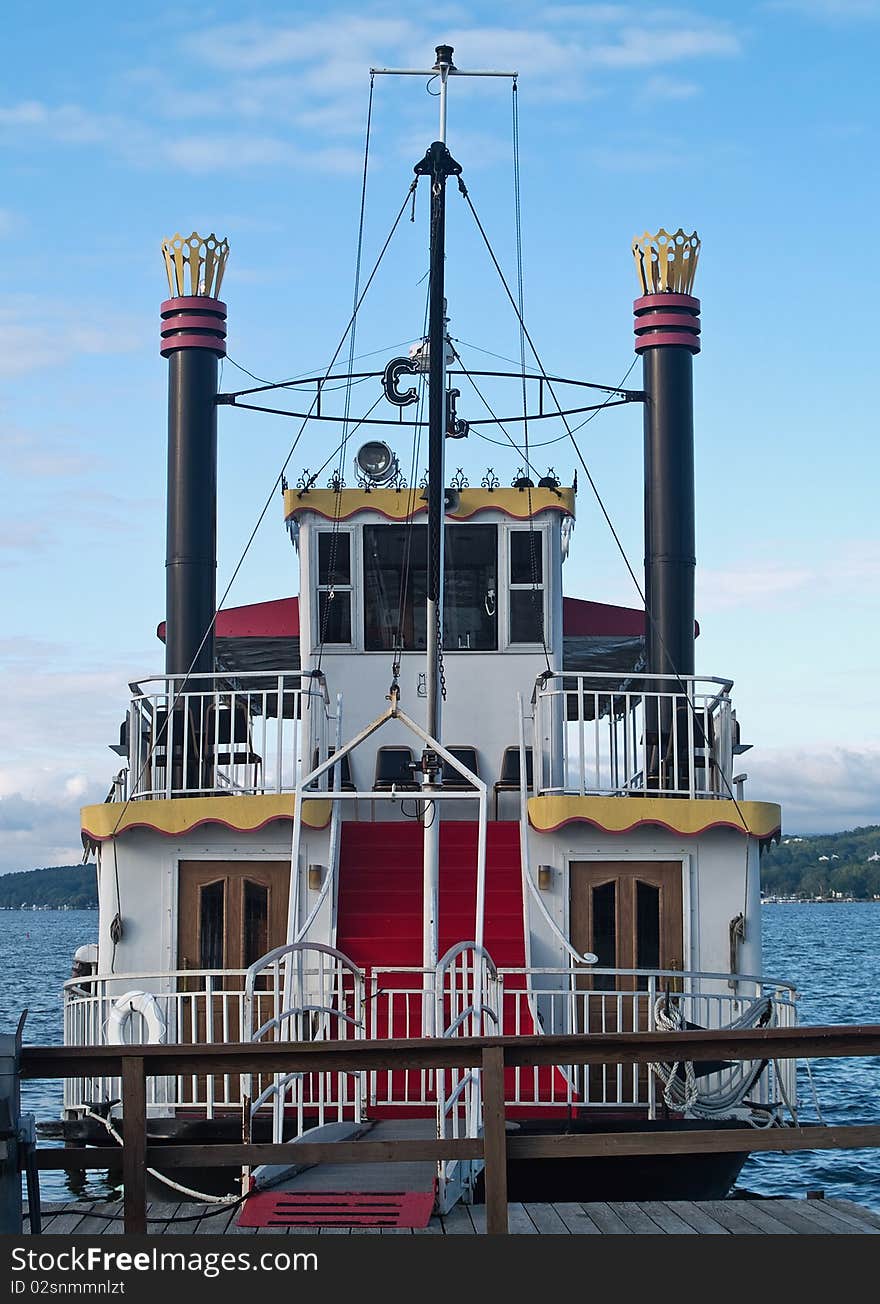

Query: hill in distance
[
  {"left": 761, "top": 825, "right": 880, "bottom": 900},
  {"left": 0, "top": 864, "right": 97, "bottom": 909}
]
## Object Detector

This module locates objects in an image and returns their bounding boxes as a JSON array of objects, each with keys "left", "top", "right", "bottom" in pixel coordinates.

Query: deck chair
[{"left": 493, "top": 746, "right": 533, "bottom": 819}]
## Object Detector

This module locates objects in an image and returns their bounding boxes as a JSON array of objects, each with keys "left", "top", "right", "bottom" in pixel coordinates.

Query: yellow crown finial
[
  {"left": 632, "top": 228, "right": 699, "bottom": 295},
  {"left": 162, "top": 231, "right": 229, "bottom": 298}
]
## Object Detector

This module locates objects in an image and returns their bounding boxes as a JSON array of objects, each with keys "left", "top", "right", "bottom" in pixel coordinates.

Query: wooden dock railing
[{"left": 22, "top": 1025, "right": 880, "bottom": 1235}]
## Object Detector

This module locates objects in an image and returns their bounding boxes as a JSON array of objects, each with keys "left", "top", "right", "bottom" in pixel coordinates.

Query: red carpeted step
[{"left": 333, "top": 819, "right": 569, "bottom": 1107}]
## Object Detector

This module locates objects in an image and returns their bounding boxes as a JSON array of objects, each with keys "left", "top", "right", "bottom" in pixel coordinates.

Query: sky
[{"left": 1, "top": 0, "right": 878, "bottom": 873}]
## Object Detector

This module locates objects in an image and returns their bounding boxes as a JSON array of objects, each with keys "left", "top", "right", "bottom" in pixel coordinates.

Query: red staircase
[
  {"left": 335, "top": 820, "right": 569, "bottom": 1111},
  {"left": 336, "top": 820, "right": 524, "bottom": 969}
]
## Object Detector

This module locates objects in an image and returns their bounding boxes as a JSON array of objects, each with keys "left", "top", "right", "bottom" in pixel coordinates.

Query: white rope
[
  {"left": 84, "top": 1108, "right": 241, "bottom": 1206},
  {"left": 648, "top": 995, "right": 777, "bottom": 1121}
]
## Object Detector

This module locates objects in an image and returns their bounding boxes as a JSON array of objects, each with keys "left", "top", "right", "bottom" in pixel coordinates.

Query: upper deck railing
[
  {"left": 531, "top": 671, "right": 742, "bottom": 801},
  {"left": 119, "top": 671, "right": 333, "bottom": 801}
]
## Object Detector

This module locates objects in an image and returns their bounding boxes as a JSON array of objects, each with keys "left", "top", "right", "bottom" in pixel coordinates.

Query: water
[
  {"left": 1, "top": 905, "right": 878, "bottom": 1208},
  {"left": 738, "top": 902, "right": 880, "bottom": 1209}
]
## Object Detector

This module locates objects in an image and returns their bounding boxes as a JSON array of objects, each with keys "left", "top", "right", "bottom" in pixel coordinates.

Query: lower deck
[{"left": 33, "top": 1197, "right": 880, "bottom": 1235}]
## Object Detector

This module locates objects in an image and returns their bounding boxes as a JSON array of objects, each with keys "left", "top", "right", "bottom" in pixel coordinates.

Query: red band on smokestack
[
  {"left": 634, "top": 292, "right": 701, "bottom": 355},
  {"left": 160, "top": 295, "right": 227, "bottom": 357}
]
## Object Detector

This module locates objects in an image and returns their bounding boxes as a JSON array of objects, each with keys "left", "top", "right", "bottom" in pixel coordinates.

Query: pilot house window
[
  {"left": 316, "top": 531, "right": 352, "bottom": 644},
  {"left": 363, "top": 524, "right": 497, "bottom": 652},
  {"left": 509, "top": 529, "right": 545, "bottom": 644}
]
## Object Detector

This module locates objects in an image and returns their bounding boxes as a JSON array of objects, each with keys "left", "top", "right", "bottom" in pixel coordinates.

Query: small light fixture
[
  {"left": 307, "top": 864, "right": 325, "bottom": 892},
  {"left": 537, "top": 864, "right": 555, "bottom": 891},
  {"left": 355, "top": 440, "right": 398, "bottom": 485}
]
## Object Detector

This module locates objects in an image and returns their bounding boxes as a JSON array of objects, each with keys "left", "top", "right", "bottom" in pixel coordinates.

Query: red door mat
[{"left": 237, "top": 1189, "right": 435, "bottom": 1229}]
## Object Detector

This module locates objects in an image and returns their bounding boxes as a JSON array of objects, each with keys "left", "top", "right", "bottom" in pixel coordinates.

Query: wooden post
[
  {"left": 482, "top": 1046, "right": 508, "bottom": 1235},
  {"left": 122, "top": 1056, "right": 147, "bottom": 1235}
]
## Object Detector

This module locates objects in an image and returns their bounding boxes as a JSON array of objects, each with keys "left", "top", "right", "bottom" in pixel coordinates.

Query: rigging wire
[
  {"left": 458, "top": 178, "right": 751, "bottom": 832},
  {"left": 223, "top": 339, "right": 423, "bottom": 394},
  {"left": 107, "top": 174, "right": 419, "bottom": 845},
  {"left": 317, "top": 72, "right": 375, "bottom": 675},
  {"left": 512, "top": 77, "right": 550, "bottom": 674}
]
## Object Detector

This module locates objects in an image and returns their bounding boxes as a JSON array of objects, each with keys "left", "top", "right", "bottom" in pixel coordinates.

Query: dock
[{"left": 33, "top": 1197, "right": 880, "bottom": 1235}]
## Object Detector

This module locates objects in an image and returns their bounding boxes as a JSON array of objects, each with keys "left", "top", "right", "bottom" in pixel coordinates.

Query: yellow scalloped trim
[
  {"left": 284, "top": 486, "right": 575, "bottom": 523},
  {"left": 81, "top": 794, "right": 331, "bottom": 841},
  {"left": 528, "top": 795, "right": 781, "bottom": 839}
]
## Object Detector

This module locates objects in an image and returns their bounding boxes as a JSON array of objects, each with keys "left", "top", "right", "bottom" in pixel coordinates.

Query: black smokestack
[
  {"left": 159, "top": 232, "right": 229, "bottom": 679},
  {"left": 632, "top": 228, "right": 701, "bottom": 678}
]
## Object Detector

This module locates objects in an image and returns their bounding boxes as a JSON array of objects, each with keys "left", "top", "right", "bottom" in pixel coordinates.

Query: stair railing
[
  {"left": 242, "top": 941, "right": 366, "bottom": 1187},
  {"left": 435, "top": 942, "right": 500, "bottom": 1214}
]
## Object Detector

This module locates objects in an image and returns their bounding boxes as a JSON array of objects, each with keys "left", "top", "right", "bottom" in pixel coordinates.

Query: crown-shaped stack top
[
  {"left": 632, "top": 228, "right": 699, "bottom": 296},
  {"left": 162, "top": 231, "right": 229, "bottom": 299}
]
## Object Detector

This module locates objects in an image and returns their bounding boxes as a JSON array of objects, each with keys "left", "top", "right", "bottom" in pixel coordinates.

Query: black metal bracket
[{"left": 413, "top": 140, "right": 462, "bottom": 182}]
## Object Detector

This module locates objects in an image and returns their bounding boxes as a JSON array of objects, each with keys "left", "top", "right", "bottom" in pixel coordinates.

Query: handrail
[
  {"left": 517, "top": 692, "right": 598, "bottom": 967},
  {"left": 129, "top": 668, "right": 331, "bottom": 707},
  {"left": 532, "top": 668, "right": 735, "bottom": 703},
  {"left": 22, "top": 1024, "right": 880, "bottom": 1235}
]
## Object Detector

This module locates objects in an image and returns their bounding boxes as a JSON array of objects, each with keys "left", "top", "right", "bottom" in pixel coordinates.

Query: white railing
[
  {"left": 62, "top": 969, "right": 252, "bottom": 1116},
  {"left": 243, "top": 943, "right": 365, "bottom": 1144},
  {"left": 119, "top": 671, "right": 332, "bottom": 801},
  {"left": 435, "top": 944, "right": 500, "bottom": 1212},
  {"left": 64, "top": 964, "right": 797, "bottom": 1120},
  {"left": 531, "top": 671, "right": 738, "bottom": 800}
]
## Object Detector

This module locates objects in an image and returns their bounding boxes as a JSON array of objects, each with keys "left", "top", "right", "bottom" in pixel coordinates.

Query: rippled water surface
[{"left": 1, "top": 904, "right": 877, "bottom": 1207}]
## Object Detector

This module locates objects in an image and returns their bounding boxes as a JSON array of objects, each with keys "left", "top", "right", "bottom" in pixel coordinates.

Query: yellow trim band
[
  {"left": 528, "top": 795, "right": 781, "bottom": 840},
  {"left": 81, "top": 794, "right": 331, "bottom": 842},
  {"left": 284, "top": 486, "right": 575, "bottom": 523}
]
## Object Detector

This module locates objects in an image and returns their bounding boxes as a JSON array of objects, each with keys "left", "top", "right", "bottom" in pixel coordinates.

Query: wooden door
[
  {"left": 177, "top": 862, "right": 290, "bottom": 1107},
  {"left": 178, "top": 861, "right": 289, "bottom": 977},
  {"left": 570, "top": 861, "right": 683, "bottom": 1103}
]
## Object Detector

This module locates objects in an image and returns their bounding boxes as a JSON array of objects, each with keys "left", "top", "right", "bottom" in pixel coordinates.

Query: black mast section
[{"left": 413, "top": 137, "right": 461, "bottom": 739}]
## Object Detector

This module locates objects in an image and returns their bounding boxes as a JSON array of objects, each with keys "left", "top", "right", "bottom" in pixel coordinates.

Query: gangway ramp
[{"left": 237, "top": 1119, "right": 437, "bottom": 1229}]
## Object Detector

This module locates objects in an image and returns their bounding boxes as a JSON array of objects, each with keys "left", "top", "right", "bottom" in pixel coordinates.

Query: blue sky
[{"left": 1, "top": 1, "right": 878, "bottom": 871}]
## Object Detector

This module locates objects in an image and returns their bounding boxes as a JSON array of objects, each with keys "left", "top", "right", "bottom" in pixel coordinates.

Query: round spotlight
[{"left": 355, "top": 440, "right": 398, "bottom": 485}]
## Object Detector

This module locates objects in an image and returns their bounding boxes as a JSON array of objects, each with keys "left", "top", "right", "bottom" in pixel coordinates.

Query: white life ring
[{"left": 106, "top": 990, "right": 167, "bottom": 1045}]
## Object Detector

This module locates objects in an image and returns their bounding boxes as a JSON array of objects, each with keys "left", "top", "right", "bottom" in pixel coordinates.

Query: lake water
[{"left": 1, "top": 904, "right": 878, "bottom": 1209}]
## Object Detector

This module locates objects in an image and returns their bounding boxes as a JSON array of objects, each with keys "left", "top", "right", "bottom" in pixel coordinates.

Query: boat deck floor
[{"left": 30, "top": 1197, "right": 880, "bottom": 1235}]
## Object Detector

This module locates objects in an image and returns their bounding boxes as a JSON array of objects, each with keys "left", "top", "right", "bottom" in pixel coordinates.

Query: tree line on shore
[{"left": 761, "top": 825, "right": 880, "bottom": 899}]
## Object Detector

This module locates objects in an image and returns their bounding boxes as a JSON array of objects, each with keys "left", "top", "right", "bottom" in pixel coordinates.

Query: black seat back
[
  {"left": 441, "top": 746, "right": 479, "bottom": 787},
  {"left": 498, "top": 746, "right": 533, "bottom": 787},
  {"left": 374, "top": 746, "right": 417, "bottom": 788}
]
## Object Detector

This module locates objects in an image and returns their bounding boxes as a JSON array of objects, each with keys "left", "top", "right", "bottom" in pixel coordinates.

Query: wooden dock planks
[{"left": 32, "top": 1197, "right": 880, "bottom": 1235}]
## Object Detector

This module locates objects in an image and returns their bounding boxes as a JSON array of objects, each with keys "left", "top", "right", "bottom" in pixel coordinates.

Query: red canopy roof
[
  {"left": 157, "top": 597, "right": 300, "bottom": 643},
  {"left": 159, "top": 595, "right": 653, "bottom": 642}
]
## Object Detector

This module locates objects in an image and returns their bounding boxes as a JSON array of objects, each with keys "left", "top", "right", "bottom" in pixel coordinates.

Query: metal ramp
[{"left": 238, "top": 1119, "right": 436, "bottom": 1229}]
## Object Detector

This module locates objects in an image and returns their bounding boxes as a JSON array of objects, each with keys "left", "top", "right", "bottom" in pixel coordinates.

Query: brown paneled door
[
  {"left": 570, "top": 861, "right": 683, "bottom": 1104},
  {"left": 177, "top": 861, "right": 290, "bottom": 1105}
]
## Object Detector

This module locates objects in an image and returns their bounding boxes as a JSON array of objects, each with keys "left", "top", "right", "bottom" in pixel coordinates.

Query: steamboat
[{"left": 63, "top": 47, "right": 797, "bottom": 1227}]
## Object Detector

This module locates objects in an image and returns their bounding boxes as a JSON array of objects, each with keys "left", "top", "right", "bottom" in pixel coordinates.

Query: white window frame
[
  {"left": 503, "top": 523, "right": 549, "bottom": 651},
  {"left": 313, "top": 526, "right": 356, "bottom": 650}
]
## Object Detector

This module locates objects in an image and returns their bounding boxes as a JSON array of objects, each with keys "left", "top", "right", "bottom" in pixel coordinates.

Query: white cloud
[
  {"left": 586, "top": 25, "right": 740, "bottom": 68},
  {"left": 0, "top": 10, "right": 742, "bottom": 176},
  {"left": 697, "top": 542, "right": 880, "bottom": 612},
  {"left": 0, "top": 101, "right": 119, "bottom": 144},
  {"left": 0, "top": 792, "right": 96, "bottom": 875},
  {"left": 0, "top": 298, "right": 143, "bottom": 377},
  {"left": 747, "top": 744, "right": 880, "bottom": 833}
]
